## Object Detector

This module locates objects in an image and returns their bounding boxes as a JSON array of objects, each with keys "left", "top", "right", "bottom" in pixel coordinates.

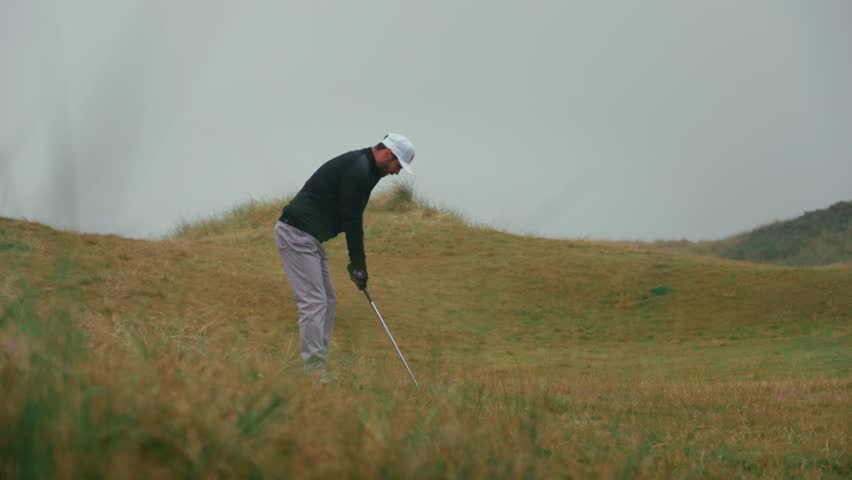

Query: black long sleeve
[{"left": 280, "top": 148, "right": 381, "bottom": 266}]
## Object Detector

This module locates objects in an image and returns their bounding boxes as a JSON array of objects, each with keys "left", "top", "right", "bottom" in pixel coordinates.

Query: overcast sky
[{"left": 2, "top": 0, "right": 850, "bottom": 241}]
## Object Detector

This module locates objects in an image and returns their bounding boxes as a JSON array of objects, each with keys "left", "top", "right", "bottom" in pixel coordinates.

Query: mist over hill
[
  {"left": 647, "top": 200, "right": 852, "bottom": 266},
  {"left": 707, "top": 200, "right": 851, "bottom": 265}
]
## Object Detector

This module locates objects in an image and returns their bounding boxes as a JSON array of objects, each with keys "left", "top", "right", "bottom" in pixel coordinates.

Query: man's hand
[{"left": 348, "top": 262, "right": 368, "bottom": 290}]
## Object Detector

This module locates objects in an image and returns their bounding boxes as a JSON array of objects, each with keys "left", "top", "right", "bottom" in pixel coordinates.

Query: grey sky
[{"left": 2, "top": 0, "right": 850, "bottom": 241}]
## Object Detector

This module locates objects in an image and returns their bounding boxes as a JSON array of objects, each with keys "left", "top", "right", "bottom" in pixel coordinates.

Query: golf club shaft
[{"left": 363, "top": 289, "right": 419, "bottom": 387}]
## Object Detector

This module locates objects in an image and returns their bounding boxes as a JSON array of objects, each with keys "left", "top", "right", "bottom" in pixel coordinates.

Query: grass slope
[{"left": 2, "top": 190, "right": 851, "bottom": 478}]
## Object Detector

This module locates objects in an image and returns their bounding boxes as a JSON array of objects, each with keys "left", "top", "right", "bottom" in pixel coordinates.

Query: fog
[{"left": 2, "top": 0, "right": 850, "bottom": 241}]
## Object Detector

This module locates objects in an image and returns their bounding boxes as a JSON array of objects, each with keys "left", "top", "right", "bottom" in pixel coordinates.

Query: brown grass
[{"left": 1, "top": 193, "right": 850, "bottom": 478}]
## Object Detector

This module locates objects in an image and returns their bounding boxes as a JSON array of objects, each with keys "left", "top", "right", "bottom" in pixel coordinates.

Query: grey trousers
[{"left": 274, "top": 220, "right": 336, "bottom": 363}]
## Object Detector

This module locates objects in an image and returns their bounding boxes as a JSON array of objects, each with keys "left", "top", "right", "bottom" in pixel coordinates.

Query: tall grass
[
  {"left": 3, "top": 304, "right": 849, "bottom": 479},
  {"left": 172, "top": 196, "right": 290, "bottom": 240}
]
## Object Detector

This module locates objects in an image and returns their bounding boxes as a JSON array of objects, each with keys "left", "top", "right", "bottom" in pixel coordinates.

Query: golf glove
[{"left": 347, "top": 262, "right": 368, "bottom": 290}]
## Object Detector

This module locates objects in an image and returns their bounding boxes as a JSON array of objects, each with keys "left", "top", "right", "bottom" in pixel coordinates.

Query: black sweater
[{"left": 279, "top": 148, "right": 382, "bottom": 267}]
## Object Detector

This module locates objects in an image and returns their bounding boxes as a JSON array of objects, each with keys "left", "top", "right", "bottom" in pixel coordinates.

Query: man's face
[{"left": 379, "top": 150, "right": 403, "bottom": 176}]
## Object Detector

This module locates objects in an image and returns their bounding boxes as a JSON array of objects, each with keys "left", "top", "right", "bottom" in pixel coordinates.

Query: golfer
[{"left": 274, "top": 133, "right": 416, "bottom": 368}]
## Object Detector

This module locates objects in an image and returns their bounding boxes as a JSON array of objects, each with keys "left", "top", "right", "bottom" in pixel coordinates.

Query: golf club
[{"left": 362, "top": 288, "right": 419, "bottom": 387}]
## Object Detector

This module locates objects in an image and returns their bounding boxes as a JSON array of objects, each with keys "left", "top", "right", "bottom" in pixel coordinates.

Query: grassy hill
[
  {"left": 1, "top": 189, "right": 850, "bottom": 478},
  {"left": 652, "top": 201, "right": 852, "bottom": 266}
]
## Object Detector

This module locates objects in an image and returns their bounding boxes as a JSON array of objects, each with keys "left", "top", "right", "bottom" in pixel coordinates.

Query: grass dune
[{"left": 1, "top": 190, "right": 850, "bottom": 478}]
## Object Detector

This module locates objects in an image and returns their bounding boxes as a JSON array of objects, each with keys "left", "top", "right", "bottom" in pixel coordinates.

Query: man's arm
[{"left": 338, "top": 165, "right": 372, "bottom": 269}]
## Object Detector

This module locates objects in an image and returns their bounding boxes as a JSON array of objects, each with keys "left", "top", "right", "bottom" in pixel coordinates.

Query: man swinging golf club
[{"left": 274, "top": 133, "right": 415, "bottom": 373}]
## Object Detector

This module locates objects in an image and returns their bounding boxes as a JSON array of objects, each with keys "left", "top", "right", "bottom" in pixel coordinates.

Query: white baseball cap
[{"left": 382, "top": 133, "right": 416, "bottom": 174}]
